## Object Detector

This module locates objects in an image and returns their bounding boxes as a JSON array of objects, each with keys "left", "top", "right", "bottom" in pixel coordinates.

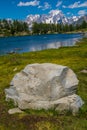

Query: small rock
[
  {"left": 81, "top": 69, "right": 87, "bottom": 73},
  {"left": 8, "top": 108, "right": 23, "bottom": 114},
  {"left": 13, "top": 67, "right": 17, "bottom": 72}
]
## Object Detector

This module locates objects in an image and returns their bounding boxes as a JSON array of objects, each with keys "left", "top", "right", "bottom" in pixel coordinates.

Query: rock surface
[{"left": 5, "top": 63, "right": 84, "bottom": 114}]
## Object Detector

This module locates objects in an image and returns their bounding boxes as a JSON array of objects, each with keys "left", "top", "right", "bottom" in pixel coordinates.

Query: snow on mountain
[
  {"left": 75, "top": 15, "right": 87, "bottom": 25},
  {"left": 68, "top": 16, "right": 80, "bottom": 24},
  {"left": 72, "top": 16, "right": 79, "bottom": 22},
  {"left": 26, "top": 10, "right": 79, "bottom": 27},
  {"left": 26, "top": 14, "right": 40, "bottom": 27},
  {"left": 48, "top": 10, "right": 68, "bottom": 24}
]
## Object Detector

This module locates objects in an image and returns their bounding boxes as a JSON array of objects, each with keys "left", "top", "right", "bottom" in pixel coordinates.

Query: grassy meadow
[{"left": 0, "top": 38, "right": 87, "bottom": 130}]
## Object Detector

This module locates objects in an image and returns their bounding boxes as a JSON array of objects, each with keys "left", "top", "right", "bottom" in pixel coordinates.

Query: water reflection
[
  {"left": 0, "top": 34, "right": 83, "bottom": 55},
  {"left": 29, "top": 38, "right": 78, "bottom": 52},
  {"left": 30, "top": 42, "right": 61, "bottom": 51}
]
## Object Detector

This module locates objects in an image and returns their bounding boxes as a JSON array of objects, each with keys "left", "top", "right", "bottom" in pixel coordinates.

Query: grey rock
[
  {"left": 5, "top": 63, "right": 84, "bottom": 114},
  {"left": 8, "top": 108, "right": 23, "bottom": 114},
  {"left": 81, "top": 69, "right": 87, "bottom": 73}
]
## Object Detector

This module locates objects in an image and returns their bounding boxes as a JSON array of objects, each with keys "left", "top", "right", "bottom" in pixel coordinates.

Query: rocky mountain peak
[{"left": 25, "top": 10, "right": 82, "bottom": 27}]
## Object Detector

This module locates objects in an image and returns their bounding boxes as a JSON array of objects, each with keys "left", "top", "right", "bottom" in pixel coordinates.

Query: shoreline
[{"left": 0, "top": 31, "right": 86, "bottom": 38}]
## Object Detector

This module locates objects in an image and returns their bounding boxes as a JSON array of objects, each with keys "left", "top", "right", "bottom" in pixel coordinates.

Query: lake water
[{"left": 0, "top": 33, "right": 83, "bottom": 55}]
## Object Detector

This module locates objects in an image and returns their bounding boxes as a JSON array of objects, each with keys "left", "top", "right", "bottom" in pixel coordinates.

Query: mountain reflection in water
[{"left": 0, "top": 34, "right": 83, "bottom": 55}]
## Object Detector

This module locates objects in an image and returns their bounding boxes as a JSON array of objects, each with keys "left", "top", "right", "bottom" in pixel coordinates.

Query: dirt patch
[{"left": 20, "top": 115, "right": 61, "bottom": 130}]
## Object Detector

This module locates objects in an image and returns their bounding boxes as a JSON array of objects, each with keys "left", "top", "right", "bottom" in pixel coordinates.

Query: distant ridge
[
  {"left": 25, "top": 10, "right": 81, "bottom": 27},
  {"left": 74, "top": 15, "right": 87, "bottom": 25}
]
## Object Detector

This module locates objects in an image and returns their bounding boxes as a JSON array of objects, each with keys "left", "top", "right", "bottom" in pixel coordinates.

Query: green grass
[{"left": 0, "top": 38, "right": 87, "bottom": 130}]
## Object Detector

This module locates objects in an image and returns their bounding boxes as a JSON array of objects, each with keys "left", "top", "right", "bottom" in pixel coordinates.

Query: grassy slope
[{"left": 0, "top": 38, "right": 87, "bottom": 130}]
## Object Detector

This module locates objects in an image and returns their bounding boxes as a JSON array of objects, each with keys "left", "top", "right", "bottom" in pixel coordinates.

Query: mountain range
[{"left": 25, "top": 10, "right": 87, "bottom": 27}]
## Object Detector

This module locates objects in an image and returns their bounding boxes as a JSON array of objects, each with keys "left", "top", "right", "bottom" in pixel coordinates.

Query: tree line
[
  {"left": 0, "top": 19, "right": 29, "bottom": 36},
  {"left": 0, "top": 19, "right": 87, "bottom": 37},
  {"left": 32, "top": 20, "right": 87, "bottom": 34}
]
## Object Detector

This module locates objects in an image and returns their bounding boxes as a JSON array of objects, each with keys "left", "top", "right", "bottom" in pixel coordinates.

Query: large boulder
[{"left": 5, "top": 63, "right": 84, "bottom": 114}]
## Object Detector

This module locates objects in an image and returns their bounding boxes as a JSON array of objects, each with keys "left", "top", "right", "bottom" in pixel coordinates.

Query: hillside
[{"left": 0, "top": 38, "right": 87, "bottom": 130}]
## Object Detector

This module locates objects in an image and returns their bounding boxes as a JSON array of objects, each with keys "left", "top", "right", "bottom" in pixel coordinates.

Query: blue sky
[{"left": 0, "top": 0, "right": 87, "bottom": 20}]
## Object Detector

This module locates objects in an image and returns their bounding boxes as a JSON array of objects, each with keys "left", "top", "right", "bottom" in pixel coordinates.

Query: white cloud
[
  {"left": 62, "top": 5, "right": 66, "bottom": 8},
  {"left": 38, "top": 2, "right": 51, "bottom": 10},
  {"left": 17, "top": 0, "right": 40, "bottom": 7},
  {"left": 43, "top": 2, "right": 51, "bottom": 10},
  {"left": 78, "top": 10, "right": 87, "bottom": 16},
  {"left": 67, "top": 12, "right": 70, "bottom": 15},
  {"left": 56, "top": 1, "right": 62, "bottom": 7},
  {"left": 38, "top": 5, "right": 42, "bottom": 9},
  {"left": 49, "top": 10, "right": 61, "bottom": 15},
  {"left": 63, "top": 1, "right": 87, "bottom": 8},
  {"left": 68, "top": 1, "right": 80, "bottom": 8}
]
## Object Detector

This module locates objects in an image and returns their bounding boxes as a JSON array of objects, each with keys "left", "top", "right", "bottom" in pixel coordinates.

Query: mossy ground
[{"left": 0, "top": 38, "right": 87, "bottom": 130}]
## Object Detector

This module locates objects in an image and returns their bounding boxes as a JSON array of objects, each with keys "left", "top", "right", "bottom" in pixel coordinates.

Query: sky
[{"left": 0, "top": 0, "right": 87, "bottom": 20}]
